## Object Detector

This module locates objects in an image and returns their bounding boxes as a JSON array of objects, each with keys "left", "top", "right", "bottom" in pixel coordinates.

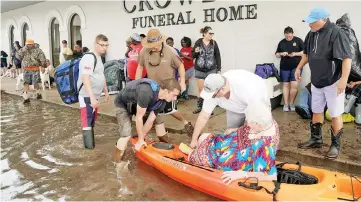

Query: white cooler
[{"left": 265, "top": 77, "right": 282, "bottom": 110}]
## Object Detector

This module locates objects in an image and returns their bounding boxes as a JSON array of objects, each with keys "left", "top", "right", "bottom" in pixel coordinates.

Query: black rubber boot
[
  {"left": 325, "top": 128, "right": 342, "bottom": 159},
  {"left": 83, "top": 129, "right": 95, "bottom": 149},
  {"left": 193, "top": 97, "right": 203, "bottom": 114},
  {"left": 297, "top": 122, "right": 323, "bottom": 148}
]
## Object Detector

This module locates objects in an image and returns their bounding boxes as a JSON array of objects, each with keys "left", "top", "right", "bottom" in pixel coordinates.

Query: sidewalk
[{"left": 1, "top": 77, "right": 361, "bottom": 175}]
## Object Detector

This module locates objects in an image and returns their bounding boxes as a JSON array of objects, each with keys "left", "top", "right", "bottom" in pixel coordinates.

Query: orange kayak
[{"left": 130, "top": 138, "right": 360, "bottom": 201}]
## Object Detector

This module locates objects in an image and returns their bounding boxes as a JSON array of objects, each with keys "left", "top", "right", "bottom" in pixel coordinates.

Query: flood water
[{"left": 0, "top": 94, "right": 217, "bottom": 201}]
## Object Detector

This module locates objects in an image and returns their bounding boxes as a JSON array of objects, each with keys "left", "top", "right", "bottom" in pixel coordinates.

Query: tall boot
[
  {"left": 355, "top": 102, "right": 361, "bottom": 125},
  {"left": 193, "top": 97, "right": 203, "bottom": 114},
  {"left": 325, "top": 128, "right": 342, "bottom": 159},
  {"left": 83, "top": 129, "right": 95, "bottom": 149},
  {"left": 297, "top": 122, "right": 323, "bottom": 148},
  {"left": 113, "top": 136, "right": 131, "bottom": 163}
]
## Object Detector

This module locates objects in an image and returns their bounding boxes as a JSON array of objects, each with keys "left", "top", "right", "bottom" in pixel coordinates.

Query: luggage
[
  {"left": 54, "top": 53, "right": 96, "bottom": 104},
  {"left": 130, "top": 138, "right": 361, "bottom": 201},
  {"left": 255, "top": 63, "right": 281, "bottom": 82},
  {"left": 335, "top": 13, "right": 361, "bottom": 82},
  {"left": 264, "top": 77, "right": 282, "bottom": 110}
]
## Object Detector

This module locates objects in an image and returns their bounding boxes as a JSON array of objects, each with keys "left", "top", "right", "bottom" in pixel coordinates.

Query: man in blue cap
[{"left": 294, "top": 8, "right": 352, "bottom": 159}]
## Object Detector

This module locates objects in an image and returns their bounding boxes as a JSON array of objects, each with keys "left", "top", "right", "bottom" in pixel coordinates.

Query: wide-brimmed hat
[{"left": 141, "top": 29, "right": 166, "bottom": 48}]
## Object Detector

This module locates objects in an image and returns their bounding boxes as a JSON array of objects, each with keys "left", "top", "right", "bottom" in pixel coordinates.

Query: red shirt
[
  {"left": 127, "top": 43, "right": 146, "bottom": 80},
  {"left": 180, "top": 47, "right": 194, "bottom": 71}
]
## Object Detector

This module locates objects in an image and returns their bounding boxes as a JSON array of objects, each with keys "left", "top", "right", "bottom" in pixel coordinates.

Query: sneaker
[
  {"left": 36, "top": 93, "right": 42, "bottom": 100},
  {"left": 290, "top": 104, "right": 296, "bottom": 112},
  {"left": 283, "top": 104, "right": 290, "bottom": 112},
  {"left": 23, "top": 99, "right": 30, "bottom": 104}
]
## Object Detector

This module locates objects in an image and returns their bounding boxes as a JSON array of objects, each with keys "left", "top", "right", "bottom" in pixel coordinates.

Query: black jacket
[
  {"left": 304, "top": 20, "right": 352, "bottom": 88},
  {"left": 192, "top": 38, "right": 221, "bottom": 72}
]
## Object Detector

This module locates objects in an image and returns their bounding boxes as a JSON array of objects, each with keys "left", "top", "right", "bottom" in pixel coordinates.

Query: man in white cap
[{"left": 190, "top": 69, "right": 270, "bottom": 148}]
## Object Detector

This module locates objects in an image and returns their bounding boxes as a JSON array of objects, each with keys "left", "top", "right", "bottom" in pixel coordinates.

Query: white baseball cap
[{"left": 200, "top": 73, "right": 226, "bottom": 100}]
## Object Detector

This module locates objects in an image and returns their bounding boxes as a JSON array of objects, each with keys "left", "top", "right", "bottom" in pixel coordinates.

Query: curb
[{"left": 277, "top": 149, "right": 361, "bottom": 176}]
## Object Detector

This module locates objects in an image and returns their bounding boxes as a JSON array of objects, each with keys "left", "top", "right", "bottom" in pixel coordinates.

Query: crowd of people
[{"left": 2, "top": 7, "right": 360, "bottom": 184}]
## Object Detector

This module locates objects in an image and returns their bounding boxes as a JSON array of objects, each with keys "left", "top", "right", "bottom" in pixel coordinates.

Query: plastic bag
[{"left": 336, "top": 13, "right": 361, "bottom": 82}]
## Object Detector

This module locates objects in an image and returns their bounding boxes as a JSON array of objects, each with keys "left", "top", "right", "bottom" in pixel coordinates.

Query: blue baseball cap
[
  {"left": 130, "top": 33, "right": 141, "bottom": 42},
  {"left": 303, "top": 8, "right": 330, "bottom": 23}
]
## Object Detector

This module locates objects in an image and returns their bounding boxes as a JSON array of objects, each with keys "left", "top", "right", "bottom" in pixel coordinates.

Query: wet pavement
[
  {"left": 1, "top": 77, "right": 361, "bottom": 201},
  {"left": 0, "top": 94, "right": 217, "bottom": 201}
]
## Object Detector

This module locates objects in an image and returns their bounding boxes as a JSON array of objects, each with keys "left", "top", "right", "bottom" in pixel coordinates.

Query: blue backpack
[{"left": 54, "top": 53, "right": 97, "bottom": 104}]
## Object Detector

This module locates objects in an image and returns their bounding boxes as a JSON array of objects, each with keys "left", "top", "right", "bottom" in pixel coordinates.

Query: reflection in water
[{"left": 1, "top": 94, "right": 217, "bottom": 201}]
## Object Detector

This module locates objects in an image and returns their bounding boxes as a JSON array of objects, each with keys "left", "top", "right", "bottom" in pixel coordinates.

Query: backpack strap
[{"left": 78, "top": 52, "right": 98, "bottom": 92}]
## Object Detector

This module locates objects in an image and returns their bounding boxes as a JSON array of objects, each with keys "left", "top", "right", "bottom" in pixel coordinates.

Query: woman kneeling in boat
[{"left": 180, "top": 101, "right": 279, "bottom": 184}]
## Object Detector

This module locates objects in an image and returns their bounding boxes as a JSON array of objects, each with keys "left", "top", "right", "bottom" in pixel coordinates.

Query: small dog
[
  {"left": 40, "top": 68, "right": 51, "bottom": 90},
  {"left": 16, "top": 73, "right": 24, "bottom": 91}
]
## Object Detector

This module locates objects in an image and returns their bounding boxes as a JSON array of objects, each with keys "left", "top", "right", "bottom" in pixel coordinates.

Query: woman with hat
[
  {"left": 180, "top": 101, "right": 279, "bottom": 183},
  {"left": 135, "top": 29, "right": 194, "bottom": 138},
  {"left": 126, "top": 33, "right": 146, "bottom": 81},
  {"left": 192, "top": 26, "right": 222, "bottom": 114}
]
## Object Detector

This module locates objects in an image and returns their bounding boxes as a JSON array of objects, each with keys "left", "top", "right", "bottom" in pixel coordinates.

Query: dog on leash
[
  {"left": 16, "top": 73, "right": 24, "bottom": 91},
  {"left": 40, "top": 68, "right": 51, "bottom": 90}
]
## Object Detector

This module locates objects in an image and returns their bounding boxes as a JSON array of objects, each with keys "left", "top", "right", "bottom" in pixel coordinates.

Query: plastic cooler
[{"left": 265, "top": 77, "right": 282, "bottom": 110}]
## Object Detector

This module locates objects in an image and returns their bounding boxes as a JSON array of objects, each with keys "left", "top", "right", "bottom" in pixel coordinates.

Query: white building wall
[{"left": 2, "top": 1, "right": 361, "bottom": 94}]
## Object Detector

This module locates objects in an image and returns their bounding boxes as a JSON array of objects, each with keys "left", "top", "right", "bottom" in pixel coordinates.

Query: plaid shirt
[{"left": 349, "top": 84, "right": 361, "bottom": 102}]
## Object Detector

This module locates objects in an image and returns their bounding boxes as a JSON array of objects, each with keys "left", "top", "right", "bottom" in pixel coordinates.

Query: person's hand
[
  {"left": 134, "top": 139, "right": 147, "bottom": 151},
  {"left": 195, "top": 47, "right": 200, "bottom": 53},
  {"left": 221, "top": 171, "right": 248, "bottom": 185},
  {"left": 104, "top": 92, "right": 110, "bottom": 103},
  {"left": 289, "top": 52, "right": 296, "bottom": 57},
  {"left": 349, "top": 81, "right": 356, "bottom": 89},
  {"left": 190, "top": 139, "right": 197, "bottom": 149},
  {"left": 280, "top": 52, "right": 288, "bottom": 56},
  {"left": 90, "top": 96, "right": 99, "bottom": 108},
  {"left": 294, "top": 68, "right": 301, "bottom": 82},
  {"left": 224, "top": 128, "right": 238, "bottom": 135},
  {"left": 336, "top": 78, "right": 347, "bottom": 96}
]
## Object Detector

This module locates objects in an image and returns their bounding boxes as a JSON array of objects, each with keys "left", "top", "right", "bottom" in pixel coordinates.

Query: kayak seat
[
  {"left": 152, "top": 142, "right": 175, "bottom": 150},
  {"left": 276, "top": 162, "right": 318, "bottom": 185}
]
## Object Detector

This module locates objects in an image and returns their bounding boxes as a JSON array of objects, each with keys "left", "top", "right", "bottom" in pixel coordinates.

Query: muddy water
[{"left": 0, "top": 94, "right": 217, "bottom": 201}]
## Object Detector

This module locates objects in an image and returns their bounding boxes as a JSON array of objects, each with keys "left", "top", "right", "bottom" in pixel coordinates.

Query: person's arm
[
  {"left": 143, "top": 111, "right": 156, "bottom": 134},
  {"left": 296, "top": 54, "right": 308, "bottom": 71},
  {"left": 171, "top": 51, "right": 186, "bottom": 91},
  {"left": 135, "top": 64, "right": 144, "bottom": 80},
  {"left": 191, "top": 110, "right": 212, "bottom": 142},
  {"left": 214, "top": 41, "right": 221, "bottom": 72},
  {"left": 275, "top": 42, "right": 282, "bottom": 58},
  {"left": 333, "top": 29, "right": 352, "bottom": 95},
  {"left": 80, "top": 55, "right": 96, "bottom": 100},
  {"left": 135, "top": 49, "right": 146, "bottom": 80},
  {"left": 16, "top": 47, "right": 25, "bottom": 61},
  {"left": 192, "top": 40, "right": 201, "bottom": 58},
  {"left": 38, "top": 50, "right": 47, "bottom": 68},
  {"left": 135, "top": 105, "right": 148, "bottom": 141}
]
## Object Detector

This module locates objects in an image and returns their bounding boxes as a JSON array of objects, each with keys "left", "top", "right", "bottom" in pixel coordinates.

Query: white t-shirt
[
  {"left": 202, "top": 69, "right": 270, "bottom": 114},
  {"left": 77, "top": 53, "right": 105, "bottom": 98}
]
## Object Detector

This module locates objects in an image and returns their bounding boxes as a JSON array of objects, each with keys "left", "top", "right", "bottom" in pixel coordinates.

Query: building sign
[{"left": 123, "top": 0, "right": 257, "bottom": 29}]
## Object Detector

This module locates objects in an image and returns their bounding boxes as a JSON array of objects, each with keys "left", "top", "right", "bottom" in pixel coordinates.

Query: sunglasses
[{"left": 208, "top": 32, "right": 215, "bottom": 35}]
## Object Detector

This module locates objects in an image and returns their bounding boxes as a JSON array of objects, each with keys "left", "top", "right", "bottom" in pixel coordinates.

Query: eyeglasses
[
  {"left": 212, "top": 87, "right": 222, "bottom": 98},
  {"left": 208, "top": 32, "right": 215, "bottom": 36},
  {"left": 97, "top": 42, "right": 109, "bottom": 47}
]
